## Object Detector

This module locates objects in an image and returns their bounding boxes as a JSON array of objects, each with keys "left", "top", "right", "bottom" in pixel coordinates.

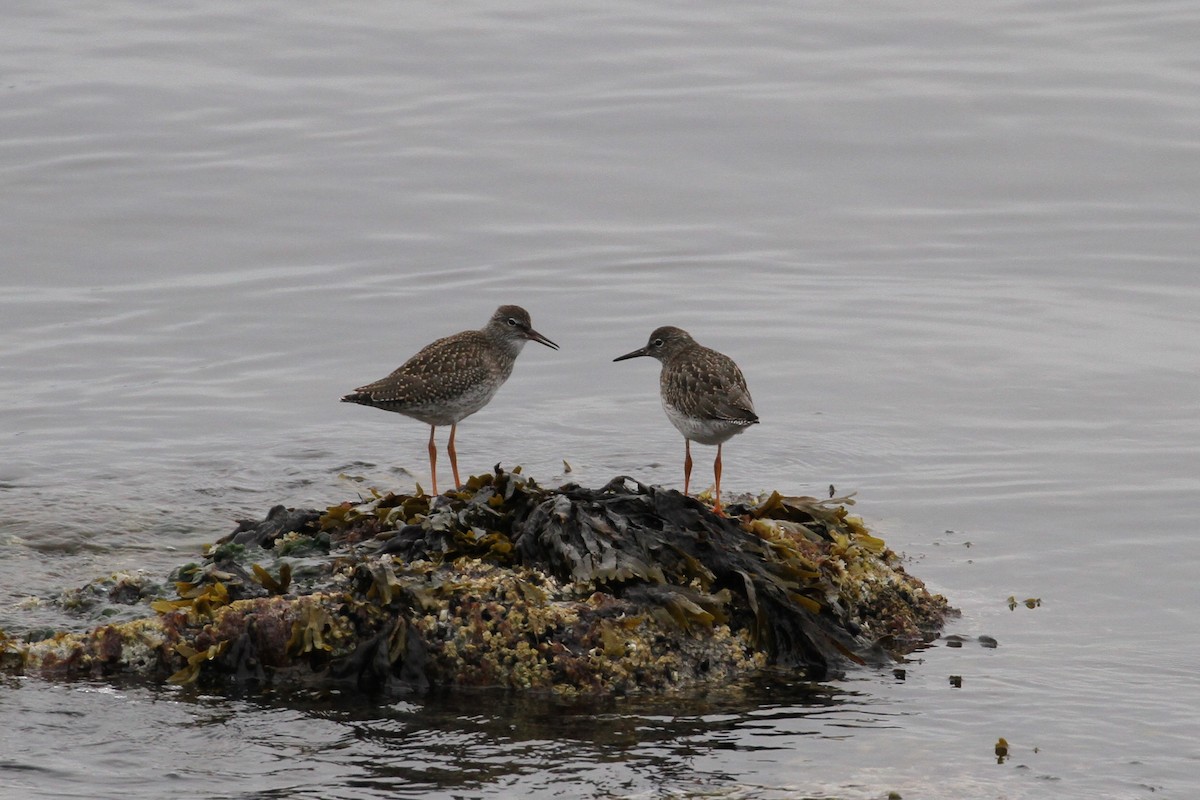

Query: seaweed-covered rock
[
  {"left": 223, "top": 505, "right": 323, "bottom": 549},
  {"left": 0, "top": 469, "right": 951, "bottom": 696}
]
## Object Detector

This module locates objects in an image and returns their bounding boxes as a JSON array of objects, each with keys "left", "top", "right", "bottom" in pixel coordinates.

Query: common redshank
[
  {"left": 342, "top": 305, "right": 558, "bottom": 495},
  {"left": 614, "top": 326, "right": 758, "bottom": 515}
]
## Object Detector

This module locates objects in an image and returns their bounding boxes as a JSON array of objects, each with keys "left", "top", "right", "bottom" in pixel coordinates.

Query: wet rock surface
[{"left": 1, "top": 469, "right": 952, "bottom": 697}]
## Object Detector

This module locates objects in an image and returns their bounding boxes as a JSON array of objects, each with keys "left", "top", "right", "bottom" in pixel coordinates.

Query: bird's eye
[
  {"left": 652, "top": 338, "right": 664, "bottom": 347},
  {"left": 507, "top": 318, "right": 518, "bottom": 327}
]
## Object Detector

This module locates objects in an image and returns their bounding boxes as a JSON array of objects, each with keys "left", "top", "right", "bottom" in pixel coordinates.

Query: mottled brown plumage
[
  {"left": 343, "top": 305, "right": 557, "bottom": 494},
  {"left": 614, "top": 326, "right": 758, "bottom": 514}
]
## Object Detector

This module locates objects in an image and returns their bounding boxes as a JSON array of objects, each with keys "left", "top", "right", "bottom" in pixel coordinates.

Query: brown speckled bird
[
  {"left": 614, "top": 326, "right": 758, "bottom": 515},
  {"left": 342, "top": 305, "right": 558, "bottom": 495}
]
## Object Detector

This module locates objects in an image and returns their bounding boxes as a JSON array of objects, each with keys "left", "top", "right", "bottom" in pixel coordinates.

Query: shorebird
[
  {"left": 342, "top": 305, "right": 558, "bottom": 495},
  {"left": 614, "top": 326, "right": 758, "bottom": 515}
]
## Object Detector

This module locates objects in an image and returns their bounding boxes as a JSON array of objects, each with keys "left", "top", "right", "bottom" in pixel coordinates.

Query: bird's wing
[
  {"left": 354, "top": 332, "right": 494, "bottom": 405},
  {"left": 664, "top": 348, "right": 758, "bottom": 424},
  {"left": 714, "top": 379, "right": 758, "bottom": 424}
]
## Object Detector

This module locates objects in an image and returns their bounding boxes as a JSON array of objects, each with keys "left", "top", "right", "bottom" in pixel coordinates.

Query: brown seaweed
[{"left": 1, "top": 468, "right": 952, "bottom": 697}]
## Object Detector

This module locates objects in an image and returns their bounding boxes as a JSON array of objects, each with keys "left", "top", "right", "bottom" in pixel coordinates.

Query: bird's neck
[{"left": 494, "top": 336, "right": 527, "bottom": 360}]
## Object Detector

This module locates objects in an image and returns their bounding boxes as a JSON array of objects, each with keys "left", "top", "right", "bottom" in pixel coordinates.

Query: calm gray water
[{"left": 2, "top": 2, "right": 1199, "bottom": 798}]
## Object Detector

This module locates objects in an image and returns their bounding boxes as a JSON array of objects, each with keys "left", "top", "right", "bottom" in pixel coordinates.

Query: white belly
[
  {"left": 663, "top": 400, "right": 748, "bottom": 446},
  {"left": 405, "top": 380, "right": 501, "bottom": 426}
]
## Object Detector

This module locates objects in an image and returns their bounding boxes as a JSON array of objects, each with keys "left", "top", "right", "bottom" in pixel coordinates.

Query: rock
[{"left": 0, "top": 468, "right": 952, "bottom": 696}]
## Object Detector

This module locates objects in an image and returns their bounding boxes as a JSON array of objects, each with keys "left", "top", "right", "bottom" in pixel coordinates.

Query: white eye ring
[
  {"left": 507, "top": 318, "right": 519, "bottom": 326},
  {"left": 652, "top": 338, "right": 664, "bottom": 347}
]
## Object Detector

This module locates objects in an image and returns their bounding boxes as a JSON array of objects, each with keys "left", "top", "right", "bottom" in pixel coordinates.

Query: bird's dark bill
[
  {"left": 528, "top": 329, "right": 560, "bottom": 350},
  {"left": 612, "top": 347, "right": 647, "bottom": 362}
]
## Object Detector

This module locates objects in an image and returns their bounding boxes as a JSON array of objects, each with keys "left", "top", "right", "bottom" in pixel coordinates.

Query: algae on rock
[{"left": 1, "top": 469, "right": 951, "bottom": 696}]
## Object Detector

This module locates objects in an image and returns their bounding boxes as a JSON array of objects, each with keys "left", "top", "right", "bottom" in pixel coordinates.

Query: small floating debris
[
  {"left": 1007, "top": 596, "right": 1042, "bottom": 610},
  {"left": 0, "top": 468, "right": 953, "bottom": 697},
  {"left": 942, "top": 633, "right": 998, "bottom": 649}
]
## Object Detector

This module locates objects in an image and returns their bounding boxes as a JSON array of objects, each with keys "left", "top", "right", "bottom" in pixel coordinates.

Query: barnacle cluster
[{"left": 1, "top": 469, "right": 951, "bottom": 695}]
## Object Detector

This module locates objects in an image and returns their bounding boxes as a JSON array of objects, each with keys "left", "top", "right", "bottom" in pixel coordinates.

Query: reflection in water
[{"left": 241, "top": 678, "right": 865, "bottom": 797}]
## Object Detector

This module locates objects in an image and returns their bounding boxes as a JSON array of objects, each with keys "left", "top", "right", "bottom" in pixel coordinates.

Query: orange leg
[
  {"left": 447, "top": 422, "right": 462, "bottom": 490},
  {"left": 683, "top": 439, "right": 693, "bottom": 496},
  {"left": 713, "top": 443, "right": 724, "bottom": 516},
  {"left": 427, "top": 425, "right": 439, "bottom": 496}
]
